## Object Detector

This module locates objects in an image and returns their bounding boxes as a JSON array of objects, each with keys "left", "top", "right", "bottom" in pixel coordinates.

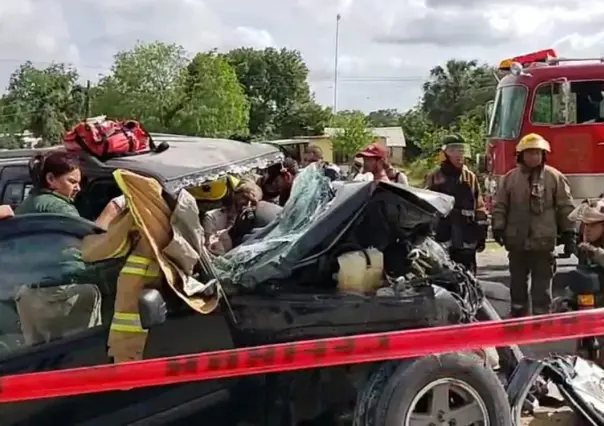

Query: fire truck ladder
[{"left": 548, "top": 57, "right": 604, "bottom": 64}]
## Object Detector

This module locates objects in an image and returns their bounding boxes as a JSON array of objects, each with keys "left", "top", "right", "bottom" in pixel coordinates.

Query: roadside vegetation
[{"left": 0, "top": 41, "right": 499, "bottom": 175}]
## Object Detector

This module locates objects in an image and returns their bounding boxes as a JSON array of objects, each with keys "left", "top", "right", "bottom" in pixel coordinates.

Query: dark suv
[{"left": 0, "top": 137, "right": 513, "bottom": 426}]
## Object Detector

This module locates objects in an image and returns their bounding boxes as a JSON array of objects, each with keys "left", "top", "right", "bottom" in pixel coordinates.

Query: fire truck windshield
[{"left": 487, "top": 85, "right": 528, "bottom": 139}]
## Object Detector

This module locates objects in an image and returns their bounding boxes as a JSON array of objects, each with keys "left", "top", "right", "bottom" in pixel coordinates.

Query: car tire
[
  {"left": 374, "top": 352, "right": 511, "bottom": 426},
  {"left": 352, "top": 362, "right": 398, "bottom": 426}
]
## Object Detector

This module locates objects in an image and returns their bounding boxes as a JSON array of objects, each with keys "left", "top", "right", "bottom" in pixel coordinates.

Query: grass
[{"left": 403, "top": 158, "right": 434, "bottom": 187}]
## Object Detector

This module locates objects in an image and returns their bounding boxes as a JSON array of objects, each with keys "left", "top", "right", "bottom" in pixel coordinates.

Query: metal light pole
[{"left": 333, "top": 13, "right": 341, "bottom": 112}]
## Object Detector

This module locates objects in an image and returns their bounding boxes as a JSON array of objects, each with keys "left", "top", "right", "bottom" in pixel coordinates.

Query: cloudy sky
[{"left": 0, "top": 0, "right": 603, "bottom": 112}]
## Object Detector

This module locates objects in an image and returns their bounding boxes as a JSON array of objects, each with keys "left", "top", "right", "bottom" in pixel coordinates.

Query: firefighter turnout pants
[
  {"left": 108, "top": 237, "right": 162, "bottom": 363},
  {"left": 508, "top": 250, "right": 555, "bottom": 316}
]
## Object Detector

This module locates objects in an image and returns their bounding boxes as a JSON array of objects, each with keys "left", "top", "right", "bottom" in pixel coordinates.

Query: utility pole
[
  {"left": 84, "top": 80, "right": 91, "bottom": 119},
  {"left": 333, "top": 13, "right": 341, "bottom": 113}
]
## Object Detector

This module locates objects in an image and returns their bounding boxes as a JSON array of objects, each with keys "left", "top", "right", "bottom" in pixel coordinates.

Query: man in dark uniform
[{"left": 425, "top": 134, "right": 488, "bottom": 274}]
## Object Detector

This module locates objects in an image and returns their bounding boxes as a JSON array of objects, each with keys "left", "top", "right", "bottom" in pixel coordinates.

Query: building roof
[{"left": 323, "top": 126, "right": 406, "bottom": 147}]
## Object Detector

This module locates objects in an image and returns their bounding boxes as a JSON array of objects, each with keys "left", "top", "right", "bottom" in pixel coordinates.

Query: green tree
[
  {"left": 331, "top": 110, "right": 366, "bottom": 127},
  {"left": 224, "top": 47, "right": 323, "bottom": 137},
  {"left": 92, "top": 42, "right": 189, "bottom": 132},
  {"left": 168, "top": 51, "right": 250, "bottom": 137},
  {"left": 366, "top": 109, "right": 401, "bottom": 127},
  {"left": 398, "top": 108, "right": 436, "bottom": 159},
  {"left": 1, "top": 62, "right": 85, "bottom": 145},
  {"left": 276, "top": 101, "right": 331, "bottom": 138},
  {"left": 330, "top": 114, "right": 374, "bottom": 159},
  {"left": 421, "top": 59, "right": 497, "bottom": 128}
]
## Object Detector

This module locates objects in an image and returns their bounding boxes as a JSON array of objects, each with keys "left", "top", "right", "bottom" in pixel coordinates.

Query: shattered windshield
[
  {"left": 213, "top": 163, "right": 334, "bottom": 288},
  {"left": 488, "top": 85, "right": 527, "bottom": 139}
]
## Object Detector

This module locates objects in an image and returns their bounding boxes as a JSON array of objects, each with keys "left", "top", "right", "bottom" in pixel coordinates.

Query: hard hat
[
  {"left": 441, "top": 134, "right": 466, "bottom": 149},
  {"left": 516, "top": 133, "right": 551, "bottom": 153},
  {"left": 440, "top": 134, "right": 471, "bottom": 158},
  {"left": 187, "top": 175, "right": 240, "bottom": 201},
  {"left": 569, "top": 199, "right": 604, "bottom": 224}
]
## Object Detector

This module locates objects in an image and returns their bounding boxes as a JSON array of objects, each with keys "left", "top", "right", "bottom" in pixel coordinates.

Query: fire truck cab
[{"left": 483, "top": 49, "right": 604, "bottom": 202}]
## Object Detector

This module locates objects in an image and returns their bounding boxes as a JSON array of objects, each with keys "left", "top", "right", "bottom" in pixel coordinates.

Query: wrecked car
[
  {"left": 509, "top": 354, "right": 604, "bottom": 426},
  {"left": 0, "top": 138, "right": 516, "bottom": 425}
]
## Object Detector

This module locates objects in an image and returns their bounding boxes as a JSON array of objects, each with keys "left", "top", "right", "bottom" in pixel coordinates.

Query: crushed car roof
[
  {"left": 91, "top": 135, "right": 283, "bottom": 191},
  {"left": 0, "top": 134, "right": 283, "bottom": 192}
]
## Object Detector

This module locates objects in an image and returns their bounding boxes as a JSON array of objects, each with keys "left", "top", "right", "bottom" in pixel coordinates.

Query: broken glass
[{"left": 213, "top": 163, "right": 334, "bottom": 289}]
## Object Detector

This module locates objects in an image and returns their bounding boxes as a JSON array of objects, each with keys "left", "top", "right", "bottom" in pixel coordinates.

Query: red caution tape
[{"left": 1, "top": 308, "right": 604, "bottom": 403}]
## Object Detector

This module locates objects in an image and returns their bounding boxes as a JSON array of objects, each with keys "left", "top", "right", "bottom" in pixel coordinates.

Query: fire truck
[{"left": 482, "top": 49, "right": 604, "bottom": 204}]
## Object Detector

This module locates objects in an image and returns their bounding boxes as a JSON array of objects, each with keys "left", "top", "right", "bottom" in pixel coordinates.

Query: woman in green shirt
[
  {"left": 13, "top": 151, "right": 125, "bottom": 344},
  {"left": 16, "top": 151, "right": 122, "bottom": 228}
]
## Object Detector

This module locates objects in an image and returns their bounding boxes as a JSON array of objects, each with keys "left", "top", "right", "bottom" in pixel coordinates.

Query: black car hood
[
  {"left": 213, "top": 166, "right": 454, "bottom": 289},
  {"left": 376, "top": 181, "right": 454, "bottom": 218}
]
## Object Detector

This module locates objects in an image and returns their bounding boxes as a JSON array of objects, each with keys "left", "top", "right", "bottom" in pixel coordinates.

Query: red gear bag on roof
[{"left": 63, "top": 118, "right": 157, "bottom": 159}]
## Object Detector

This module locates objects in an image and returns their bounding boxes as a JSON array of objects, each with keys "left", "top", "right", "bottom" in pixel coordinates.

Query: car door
[{"left": 0, "top": 214, "right": 236, "bottom": 426}]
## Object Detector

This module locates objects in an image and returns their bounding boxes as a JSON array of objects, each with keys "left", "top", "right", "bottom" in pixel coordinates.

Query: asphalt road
[{"left": 477, "top": 246, "right": 579, "bottom": 359}]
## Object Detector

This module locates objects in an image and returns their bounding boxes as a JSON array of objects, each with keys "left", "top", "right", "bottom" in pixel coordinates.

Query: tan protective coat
[{"left": 81, "top": 169, "right": 219, "bottom": 362}]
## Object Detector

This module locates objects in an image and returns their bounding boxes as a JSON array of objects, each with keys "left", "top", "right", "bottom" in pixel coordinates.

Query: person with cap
[
  {"left": 358, "top": 143, "right": 390, "bottom": 182},
  {"left": 491, "top": 133, "right": 575, "bottom": 317},
  {"left": 425, "top": 134, "right": 488, "bottom": 274}
]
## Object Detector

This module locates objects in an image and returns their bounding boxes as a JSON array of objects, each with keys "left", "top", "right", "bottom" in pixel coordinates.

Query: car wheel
[
  {"left": 352, "top": 362, "right": 398, "bottom": 426},
  {"left": 375, "top": 353, "right": 511, "bottom": 426}
]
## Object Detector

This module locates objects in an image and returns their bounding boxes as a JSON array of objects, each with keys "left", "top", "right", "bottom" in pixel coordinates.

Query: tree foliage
[
  {"left": 223, "top": 47, "right": 328, "bottom": 138},
  {"left": 1, "top": 62, "right": 85, "bottom": 146},
  {"left": 92, "top": 42, "right": 190, "bottom": 131},
  {"left": 168, "top": 51, "right": 250, "bottom": 137},
  {"left": 0, "top": 42, "right": 499, "bottom": 162},
  {"left": 331, "top": 112, "right": 374, "bottom": 158}
]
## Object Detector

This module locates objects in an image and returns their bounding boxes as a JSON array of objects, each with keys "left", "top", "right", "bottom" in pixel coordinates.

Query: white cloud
[{"left": 0, "top": 0, "right": 602, "bottom": 112}]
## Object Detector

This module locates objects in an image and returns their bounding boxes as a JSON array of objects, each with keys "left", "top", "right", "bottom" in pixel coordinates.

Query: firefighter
[
  {"left": 425, "top": 134, "right": 488, "bottom": 275},
  {"left": 491, "top": 133, "right": 575, "bottom": 317},
  {"left": 569, "top": 199, "right": 604, "bottom": 266}
]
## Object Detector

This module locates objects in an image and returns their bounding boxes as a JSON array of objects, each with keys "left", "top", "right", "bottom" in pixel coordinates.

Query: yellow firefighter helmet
[
  {"left": 516, "top": 133, "right": 551, "bottom": 153},
  {"left": 187, "top": 175, "right": 240, "bottom": 201}
]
